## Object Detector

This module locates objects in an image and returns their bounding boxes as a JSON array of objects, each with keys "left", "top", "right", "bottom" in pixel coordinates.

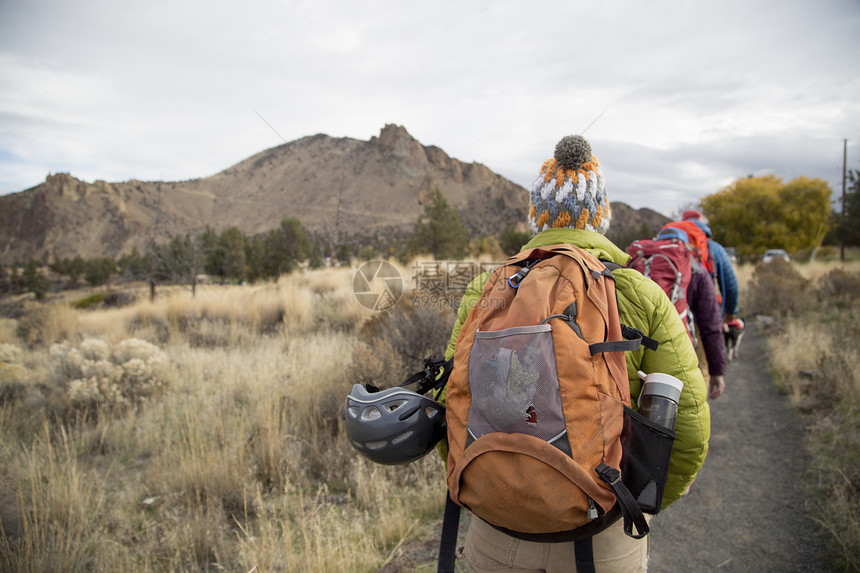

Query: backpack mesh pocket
[{"left": 468, "top": 325, "right": 567, "bottom": 447}]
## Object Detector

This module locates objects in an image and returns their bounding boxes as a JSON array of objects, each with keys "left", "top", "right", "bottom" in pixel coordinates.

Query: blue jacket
[{"left": 688, "top": 219, "right": 739, "bottom": 316}]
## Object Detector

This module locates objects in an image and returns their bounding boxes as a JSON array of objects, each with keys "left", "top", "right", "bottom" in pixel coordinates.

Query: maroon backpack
[{"left": 626, "top": 229, "right": 695, "bottom": 343}]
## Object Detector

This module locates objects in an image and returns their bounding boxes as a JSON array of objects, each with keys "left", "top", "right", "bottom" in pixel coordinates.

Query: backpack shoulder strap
[
  {"left": 592, "top": 261, "right": 660, "bottom": 354},
  {"left": 437, "top": 493, "right": 461, "bottom": 573}
]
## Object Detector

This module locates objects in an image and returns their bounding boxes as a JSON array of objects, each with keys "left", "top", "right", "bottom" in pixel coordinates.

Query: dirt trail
[
  {"left": 381, "top": 322, "right": 832, "bottom": 572},
  {"left": 648, "top": 321, "right": 830, "bottom": 571}
]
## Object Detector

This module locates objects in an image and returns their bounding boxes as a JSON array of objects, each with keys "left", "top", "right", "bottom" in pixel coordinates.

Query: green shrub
[
  {"left": 360, "top": 300, "right": 455, "bottom": 362},
  {"left": 817, "top": 268, "right": 860, "bottom": 308},
  {"left": 351, "top": 337, "right": 407, "bottom": 389},
  {"left": 102, "top": 291, "right": 137, "bottom": 308},
  {"left": 72, "top": 293, "right": 105, "bottom": 309},
  {"left": 745, "top": 259, "right": 813, "bottom": 317},
  {"left": 353, "top": 299, "right": 456, "bottom": 388}
]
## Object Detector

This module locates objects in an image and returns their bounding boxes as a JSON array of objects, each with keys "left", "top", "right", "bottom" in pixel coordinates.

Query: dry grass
[
  {"left": 751, "top": 259, "right": 860, "bottom": 571},
  {"left": 0, "top": 265, "right": 452, "bottom": 572},
  {"left": 0, "top": 319, "right": 18, "bottom": 344},
  {"left": 734, "top": 258, "right": 858, "bottom": 295},
  {"left": 10, "top": 254, "right": 857, "bottom": 571},
  {"left": 15, "top": 302, "right": 78, "bottom": 348}
]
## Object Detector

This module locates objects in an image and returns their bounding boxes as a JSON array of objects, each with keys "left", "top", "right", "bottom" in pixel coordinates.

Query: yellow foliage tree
[{"left": 701, "top": 175, "right": 832, "bottom": 256}]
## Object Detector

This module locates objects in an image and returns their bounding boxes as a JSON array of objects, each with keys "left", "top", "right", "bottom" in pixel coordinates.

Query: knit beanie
[
  {"left": 527, "top": 135, "right": 610, "bottom": 235},
  {"left": 682, "top": 209, "right": 703, "bottom": 221},
  {"left": 682, "top": 210, "right": 713, "bottom": 237}
]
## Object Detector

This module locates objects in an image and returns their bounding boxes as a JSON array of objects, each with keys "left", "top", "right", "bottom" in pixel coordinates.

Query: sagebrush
[
  {"left": 752, "top": 262, "right": 860, "bottom": 571},
  {"left": 0, "top": 266, "right": 453, "bottom": 572}
]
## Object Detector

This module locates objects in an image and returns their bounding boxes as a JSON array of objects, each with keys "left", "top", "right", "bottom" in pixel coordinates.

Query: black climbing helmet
[{"left": 343, "top": 384, "right": 445, "bottom": 465}]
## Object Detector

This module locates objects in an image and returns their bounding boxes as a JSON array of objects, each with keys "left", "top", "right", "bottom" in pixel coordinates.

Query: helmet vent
[
  {"left": 391, "top": 430, "right": 414, "bottom": 445},
  {"left": 347, "top": 406, "right": 360, "bottom": 418},
  {"left": 398, "top": 404, "right": 421, "bottom": 421},
  {"left": 425, "top": 407, "right": 439, "bottom": 419},
  {"left": 361, "top": 406, "right": 381, "bottom": 421},
  {"left": 365, "top": 440, "right": 386, "bottom": 450},
  {"left": 383, "top": 399, "right": 407, "bottom": 412}
]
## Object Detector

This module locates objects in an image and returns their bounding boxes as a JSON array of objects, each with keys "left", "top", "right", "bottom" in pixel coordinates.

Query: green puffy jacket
[{"left": 441, "top": 227, "right": 710, "bottom": 508}]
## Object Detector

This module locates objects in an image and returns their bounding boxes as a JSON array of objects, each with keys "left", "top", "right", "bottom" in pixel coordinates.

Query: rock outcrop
[{"left": 0, "top": 124, "right": 665, "bottom": 263}]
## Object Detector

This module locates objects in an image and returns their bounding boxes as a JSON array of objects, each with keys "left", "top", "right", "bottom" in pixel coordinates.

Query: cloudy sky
[{"left": 1, "top": 0, "right": 858, "bottom": 217}]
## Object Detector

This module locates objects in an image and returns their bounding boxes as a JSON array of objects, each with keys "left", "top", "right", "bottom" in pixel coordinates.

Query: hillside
[{"left": 0, "top": 125, "right": 668, "bottom": 264}]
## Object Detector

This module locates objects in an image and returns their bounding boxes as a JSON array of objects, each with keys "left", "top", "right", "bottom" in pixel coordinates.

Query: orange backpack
[
  {"left": 445, "top": 244, "right": 663, "bottom": 541},
  {"left": 661, "top": 220, "right": 714, "bottom": 275}
]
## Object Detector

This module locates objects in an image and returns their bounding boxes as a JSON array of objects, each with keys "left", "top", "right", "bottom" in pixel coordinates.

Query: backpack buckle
[
  {"left": 507, "top": 259, "right": 541, "bottom": 289},
  {"left": 596, "top": 463, "right": 622, "bottom": 486},
  {"left": 507, "top": 267, "right": 530, "bottom": 289}
]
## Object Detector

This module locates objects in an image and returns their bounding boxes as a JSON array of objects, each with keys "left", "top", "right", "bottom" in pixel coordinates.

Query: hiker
[
  {"left": 441, "top": 135, "right": 710, "bottom": 572},
  {"left": 653, "top": 227, "right": 726, "bottom": 400},
  {"left": 681, "top": 210, "right": 740, "bottom": 323}
]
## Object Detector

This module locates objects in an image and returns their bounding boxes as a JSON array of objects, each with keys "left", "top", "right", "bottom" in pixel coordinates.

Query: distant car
[
  {"left": 762, "top": 249, "right": 790, "bottom": 264},
  {"left": 724, "top": 247, "right": 738, "bottom": 265}
]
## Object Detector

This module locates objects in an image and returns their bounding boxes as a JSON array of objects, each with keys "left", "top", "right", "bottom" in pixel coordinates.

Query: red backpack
[{"left": 626, "top": 229, "right": 695, "bottom": 344}]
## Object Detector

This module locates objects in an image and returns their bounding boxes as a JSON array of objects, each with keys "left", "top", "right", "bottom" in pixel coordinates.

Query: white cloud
[{"left": 0, "top": 0, "right": 858, "bottom": 218}]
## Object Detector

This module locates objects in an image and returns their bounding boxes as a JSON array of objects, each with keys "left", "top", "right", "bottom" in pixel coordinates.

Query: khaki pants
[{"left": 462, "top": 516, "right": 649, "bottom": 573}]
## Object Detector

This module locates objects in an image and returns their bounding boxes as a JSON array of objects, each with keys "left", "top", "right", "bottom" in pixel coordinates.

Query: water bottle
[
  {"left": 636, "top": 371, "right": 683, "bottom": 431},
  {"left": 635, "top": 371, "right": 684, "bottom": 512}
]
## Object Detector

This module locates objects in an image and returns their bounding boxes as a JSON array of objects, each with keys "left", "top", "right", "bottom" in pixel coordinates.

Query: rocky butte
[{"left": 0, "top": 125, "right": 667, "bottom": 264}]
